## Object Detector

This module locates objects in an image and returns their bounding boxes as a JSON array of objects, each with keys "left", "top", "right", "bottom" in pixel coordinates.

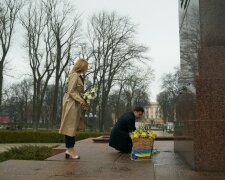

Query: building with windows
[{"left": 144, "top": 102, "right": 164, "bottom": 126}]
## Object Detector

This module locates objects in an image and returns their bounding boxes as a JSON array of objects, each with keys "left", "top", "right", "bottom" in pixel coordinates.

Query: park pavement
[
  {"left": 0, "top": 131, "right": 172, "bottom": 153},
  {"left": 0, "top": 137, "right": 225, "bottom": 180}
]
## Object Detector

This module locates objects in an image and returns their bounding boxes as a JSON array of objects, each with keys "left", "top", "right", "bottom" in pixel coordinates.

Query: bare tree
[
  {"left": 2, "top": 79, "right": 32, "bottom": 128},
  {"left": 87, "top": 11, "right": 149, "bottom": 131},
  {"left": 121, "top": 67, "right": 153, "bottom": 111},
  {"left": 20, "top": 1, "right": 56, "bottom": 130},
  {"left": 105, "top": 66, "right": 153, "bottom": 128},
  {"left": 161, "top": 68, "right": 180, "bottom": 97},
  {"left": 112, "top": 72, "right": 128, "bottom": 122},
  {"left": 0, "top": 0, "right": 23, "bottom": 106},
  {"left": 44, "top": 0, "right": 81, "bottom": 128},
  {"left": 157, "top": 68, "right": 180, "bottom": 123},
  {"left": 180, "top": 5, "right": 200, "bottom": 82},
  {"left": 42, "top": 84, "right": 54, "bottom": 128},
  {"left": 180, "top": 0, "right": 190, "bottom": 9}
]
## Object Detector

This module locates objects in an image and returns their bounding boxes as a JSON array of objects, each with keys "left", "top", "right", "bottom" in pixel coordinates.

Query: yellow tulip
[
  {"left": 133, "top": 134, "right": 139, "bottom": 139},
  {"left": 141, "top": 132, "right": 147, "bottom": 138}
]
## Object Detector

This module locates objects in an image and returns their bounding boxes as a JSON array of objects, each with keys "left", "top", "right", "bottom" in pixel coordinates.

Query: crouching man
[{"left": 109, "top": 107, "right": 144, "bottom": 153}]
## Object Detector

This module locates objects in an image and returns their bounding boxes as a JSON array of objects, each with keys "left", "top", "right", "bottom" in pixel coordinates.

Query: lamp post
[{"left": 85, "top": 113, "right": 96, "bottom": 131}]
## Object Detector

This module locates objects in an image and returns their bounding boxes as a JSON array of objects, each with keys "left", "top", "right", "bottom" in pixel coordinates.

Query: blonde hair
[{"left": 70, "top": 58, "right": 88, "bottom": 74}]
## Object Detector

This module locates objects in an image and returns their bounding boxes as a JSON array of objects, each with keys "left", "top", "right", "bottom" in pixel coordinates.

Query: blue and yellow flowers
[{"left": 130, "top": 130, "right": 157, "bottom": 161}]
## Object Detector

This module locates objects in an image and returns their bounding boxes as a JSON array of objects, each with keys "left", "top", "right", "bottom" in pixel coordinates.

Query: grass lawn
[{"left": 0, "top": 145, "right": 57, "bottom": 162}]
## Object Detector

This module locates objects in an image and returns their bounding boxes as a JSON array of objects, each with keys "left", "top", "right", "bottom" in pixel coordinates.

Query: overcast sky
[
  {"left": 73, "top": 0, "right": 180, "bottom": 101},
  {"left": 6, "top": 0, "right": 180, "bottom": 101}
]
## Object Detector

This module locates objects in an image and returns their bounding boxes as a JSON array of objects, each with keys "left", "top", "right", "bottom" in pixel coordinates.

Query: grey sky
[
  {"left": 73, "top": 0, "right": 180, "bottom": 101},
  {"left": 5, "top": 0, "right": 180, "bottom": 101}
]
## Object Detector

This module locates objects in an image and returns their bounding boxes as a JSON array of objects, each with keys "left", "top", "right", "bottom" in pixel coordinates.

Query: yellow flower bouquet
[
  {"left": 130, "top": 130, "right": 157, "bottom": 139},
  {"left": 130, "top": 130, "right": 157, "bottom": 160}
]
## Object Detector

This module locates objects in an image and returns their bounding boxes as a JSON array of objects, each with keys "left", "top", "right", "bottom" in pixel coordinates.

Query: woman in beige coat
[{"left": 59, "top": 58, "right": 88, "bottom": 159}]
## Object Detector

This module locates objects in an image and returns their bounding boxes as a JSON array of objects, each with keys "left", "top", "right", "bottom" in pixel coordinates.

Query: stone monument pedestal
[{"left": 175, "top": 0, "right": 225, "bottom": 171}]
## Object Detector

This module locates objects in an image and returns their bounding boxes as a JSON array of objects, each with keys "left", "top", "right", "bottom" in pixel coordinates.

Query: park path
[{"left": 1, "top": 137, "right": 225, "bottom": 179}]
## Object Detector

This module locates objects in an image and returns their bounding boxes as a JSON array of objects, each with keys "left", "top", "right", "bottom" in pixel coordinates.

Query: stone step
[{"left": 92, "top": 136, "right": 175, "bottom": 143}]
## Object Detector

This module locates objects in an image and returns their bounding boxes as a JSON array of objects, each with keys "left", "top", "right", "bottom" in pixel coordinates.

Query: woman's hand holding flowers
[{"left": 81, "top": 101, "right": 88, "bottom": 111}]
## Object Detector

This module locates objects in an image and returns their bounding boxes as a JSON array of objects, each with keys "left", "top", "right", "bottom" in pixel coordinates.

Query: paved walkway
[
  {"left": 0, "top": 138, "right": 225, "bottom": 180},
  {"left": 0, "top": 131, "right": 172, "bottom": 153},
  {"left": 152, "top": 130, "right": 173, "bottom": 137}
]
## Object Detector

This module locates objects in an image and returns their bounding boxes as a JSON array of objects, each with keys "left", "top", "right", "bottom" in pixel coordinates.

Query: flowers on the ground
[
  {"left": 130, "top": 130, "right": 157, "bottom": 140},
  {"left": 83, "top": 85, "right": 98, "bottom": 103}
]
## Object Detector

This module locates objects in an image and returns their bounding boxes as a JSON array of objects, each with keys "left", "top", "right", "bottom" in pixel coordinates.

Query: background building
[{"left": 144, "top": 102, "right": 164, "bottom": 127}]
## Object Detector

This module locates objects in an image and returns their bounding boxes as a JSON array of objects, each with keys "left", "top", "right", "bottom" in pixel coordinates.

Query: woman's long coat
[
  {"left": 59, "top": 72, "right": 85, "bottom": 137},
  {"left": 109, "top": 112, "right": 136, "bottom": 153}
]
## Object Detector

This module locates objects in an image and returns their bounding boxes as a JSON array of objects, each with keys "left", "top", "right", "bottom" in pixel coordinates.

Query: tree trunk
[
  {"left": 51, "top": 37, "right": 61, "bottom": 129},
  {"left": 0, "top": 61, "right": 4, "bottom": 107},
  {"left": 0, "top": 61, "right": 3, "bottom": 109},
  {"left": 115, "top": 83, "right": 123, "bottom": 122}
]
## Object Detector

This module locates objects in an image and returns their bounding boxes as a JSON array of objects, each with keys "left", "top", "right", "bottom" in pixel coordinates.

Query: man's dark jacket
[{"left": 109, "top": 112, "right": 136, "bottom": 153}]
